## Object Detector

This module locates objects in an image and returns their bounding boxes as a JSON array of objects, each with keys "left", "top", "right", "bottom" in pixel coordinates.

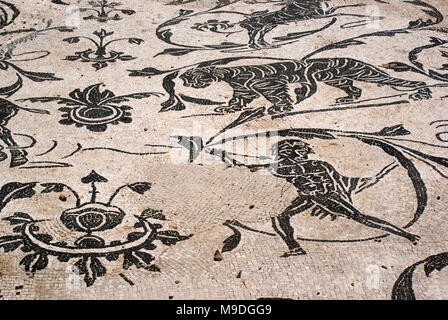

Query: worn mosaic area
[{"left": 0, "top": 0, "right": 447, "bottom": 300}]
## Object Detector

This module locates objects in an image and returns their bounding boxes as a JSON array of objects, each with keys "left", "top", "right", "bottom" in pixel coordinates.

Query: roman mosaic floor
[{"left": 0, "top": 0, "right": 447, "bottom": 300}]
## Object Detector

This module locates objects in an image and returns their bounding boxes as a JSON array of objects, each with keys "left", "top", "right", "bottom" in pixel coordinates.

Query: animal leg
[
  {"left": 294, "top": 81, "right": 318, "bottom": 104},
  {"left": 246, "top": 27, "right": 262, "bottom": 49},
  {"left": 272, "top": 196, "right": 314, "bottom": 257},
  {"left": 257, "top": 80, "right": 294, "bottom": 115},
  {"left": 323, "top": 79, "right": 362, "bottom": 103},
  {"left": 256, "top": 24, "right": 278, "bottom": 48},
  {"left": 312, "top": 196, "right": 420, "bottom": 244},
  {"left": 214, "top": 88, "right": 259, "bottom": 114}
]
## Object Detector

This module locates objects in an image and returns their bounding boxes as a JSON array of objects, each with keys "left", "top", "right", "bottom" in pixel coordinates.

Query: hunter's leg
[
  {"left": 273, "top": 196, "right": 314, "bottom": 257},
  {"left": 313, "top": 196, "right": 420, "bottom": 244}
]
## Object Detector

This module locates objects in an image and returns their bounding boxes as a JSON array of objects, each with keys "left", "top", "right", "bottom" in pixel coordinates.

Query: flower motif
[
  {"left": 63, "top": 29, "right": 143, "bottom": 70},
  {"left": 0, "top": 171, "right": 192, "bottom": 287},
  {"left": 58, "top": 104, "right": 132, "bottom": 132},
  {"left": 19, "top": 84, "right": 162, "bottom": 132},
  {"left": 192, "top": 19, "right": 233, "bottom": 32},
  {"left": 61, "top": 202, "right": 125, "bottom": 233},
  {"left": 81, "top": 0, "right": 136, "bottom": 23}
]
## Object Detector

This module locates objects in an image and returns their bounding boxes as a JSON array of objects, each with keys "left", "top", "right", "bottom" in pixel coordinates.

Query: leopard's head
[{"left": 180, "top": 67, "right": 220, "bottom": 89}]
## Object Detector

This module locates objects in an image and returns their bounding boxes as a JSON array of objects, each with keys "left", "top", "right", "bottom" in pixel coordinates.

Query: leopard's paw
[
  {"left": 335, "top": 96, "right": 356, "bottom": 104},
  {"left": 409, "top": 88, "right": 432, "bottom": 101},
  {"left": 267, "top": 105, "right": 293, "bottom": 115},
  {"left": 214, "top": 105, "right": 243, "bottom": 114}
]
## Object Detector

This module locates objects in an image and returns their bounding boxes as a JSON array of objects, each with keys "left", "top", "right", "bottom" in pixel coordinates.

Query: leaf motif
[
  {"left": 156, "top": 230, "right": 191, "bottom": 246},
  {"left": 272, "top": 18, "right": 336, "bottom": 42},
  {"left": 377, "top": 124, "right": 410, "bottom": 136},
  {"left": 221, "top": 226, "right": 241, "bottom": 253},
  {"left": 93, "top": 29, "right": 113, "bottom": 38},
  {"left": 123, "top": 252, "right": 142, "bottom": 270},
  {"left": 391, "top": 264, "right": 418, "bottom": 300},
  {"left": 369, "top": 30, "right": 408, "bottom": 37},
  {"left": 65, "top": 55, "right": 81, "bottom": 61},
  {"left": 127, "top": 182, "right": 152, "bottom": 195},
  {"left": 155, "top": 48, "right": 196, "bottom": 57},
  {"left": 41, "top": 183, "right": 65, "bottom": 193},
  {"left": 0, "top": 182, "right": 37, "bottom": 211},
  {"left": 204, "top": 42, "right": 241, "bottom": 49},
  {"left": 121, "top": 9, "right": 135, "bottom": 15},
  {"left": 81, "top": 170, "right": 108, "bottom": 184},
  {"left": 63, "top": 37, "right": 80, "bottom": 44},
  {"left": 3, "top": 212, "right": 34, "bottom": 225},
  {"left": 145, "top": 264, "right": 161, "bottom": 272},
  {"left": 0, "top": 1, "right": 19, "bottom": 29},
  {"left": 0, "top": 75, "right": 22, "bottom": 97},
  {"left": 423, "top": 253, "right": 448, "bottom": 277},
  {"left": 128, "top": 38, "right": 144, "bottom": 45},
  {"left": 105, "top": 252, "right": 120, "bottom": 262},
  {"left": 140, "top": 208, "right": 166, "bottom": 221},
  {"left": 69, "top": 84, "right": 97, "bottom": 102},
  {"left": 17, "top": 96, "right": 75, "bottom": 105},
  {"left": 128, "top": 67, "right": 166, "bottom": 78},
  {"left": 56, "top": 26, "right": 75, "bottom": 32},
  {"left": 327, "top": 39, "right": 365, "bottom": 50},
  {"left": 439, "top": 50, "right": 448, "bottom": 58},
  {"left": 75, "top": 257, "right": 106, "bottom": 287},
  {"left": 118, "top": 55, "right": 135, "bottom": 61},
  {"left": 134, "top": 250, "right": 155, "bottom": 265},
  {"left": 157, "top": 29, "right": 173, "bottom": 42},
  {"left": 105, "top": 92, "right": 162, "bottom": 104},
  {"left": 20, "top": 253, "right": 48, "bottom": 272},
  {"left": 429, "top": 69, "right": 448, "bottom": 81},
  {"left": 56, "top": 253, "right": 71, "bottom": 262},
  {"left": 10, "top": 65, "right": 62, "bottom": 82},
  {"left": 0, "top": 235, "right": 23, "bottom": 253},
  {"left": 51, "top": 0, "right": 69, "bottom": 5},
  {"left": 431, "top": 37, "right": 446, "bottom": 45},
  {"left": 92, "top": 62, "right": 108, "bottom": 71}
]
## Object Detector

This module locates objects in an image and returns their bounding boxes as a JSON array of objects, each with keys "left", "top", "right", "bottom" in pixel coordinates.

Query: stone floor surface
[{"left": 0, "top": 0, "right": 447, "bottom": 300}]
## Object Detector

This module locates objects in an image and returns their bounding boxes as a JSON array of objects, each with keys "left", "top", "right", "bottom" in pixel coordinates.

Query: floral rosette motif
[
  {"left": 19, "top": 84, "right": 162, "bottom": 132},
  {"left": 0, "top": 171, "right": 192, "bottom": 287}
]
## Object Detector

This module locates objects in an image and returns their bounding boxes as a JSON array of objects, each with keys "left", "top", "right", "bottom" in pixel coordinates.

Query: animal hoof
[{"left": 281, "top": 248, "right": 307, "bottom": 257}]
